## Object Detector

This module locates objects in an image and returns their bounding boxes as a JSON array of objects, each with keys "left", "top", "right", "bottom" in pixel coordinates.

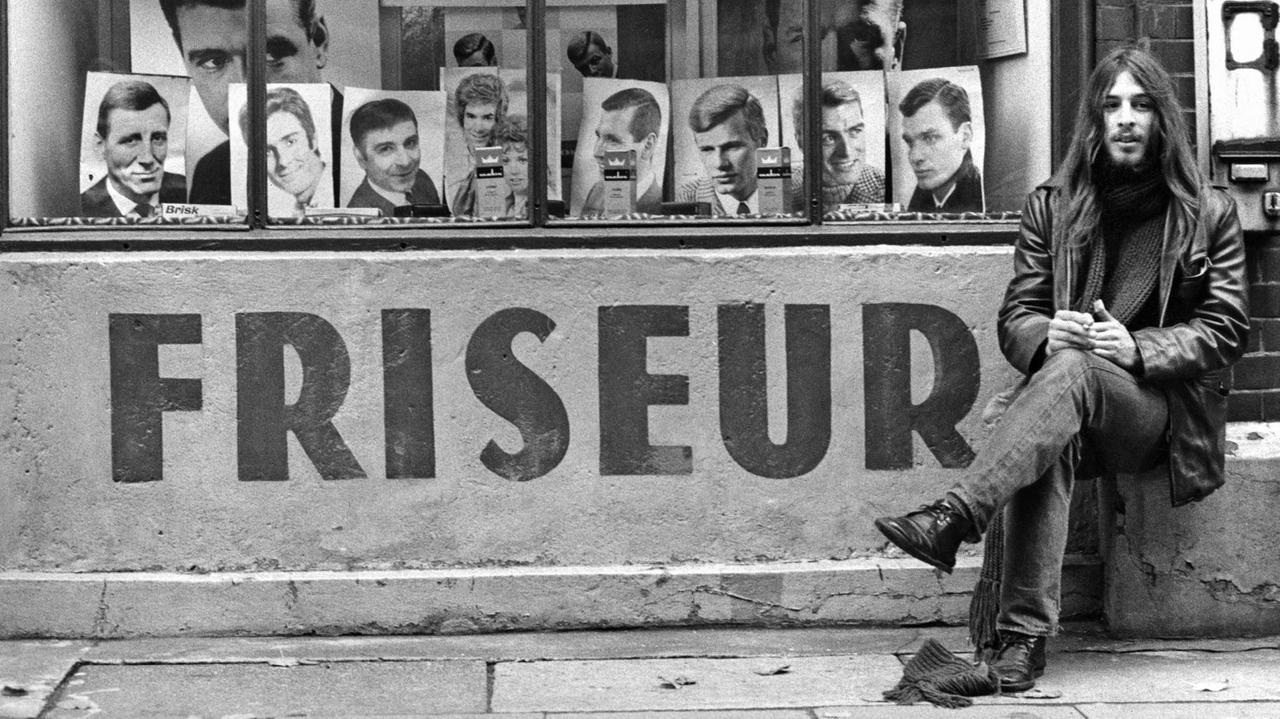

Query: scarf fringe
[{"left": 969, "top": 510, "right": 1004, "bottom": 662}]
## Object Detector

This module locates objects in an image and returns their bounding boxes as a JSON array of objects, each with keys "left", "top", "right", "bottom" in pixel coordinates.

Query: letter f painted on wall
[{"left": 109, "top": 314, "right": 203, "bottom": 483}]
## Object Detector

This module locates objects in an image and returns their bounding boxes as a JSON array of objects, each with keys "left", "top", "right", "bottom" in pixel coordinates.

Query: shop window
[
  {"left": 7, "top": 1, "right": 248, "bottom": 225},
  {"left": 4, "top": 0, "right": 1054, "bottom": 233}
]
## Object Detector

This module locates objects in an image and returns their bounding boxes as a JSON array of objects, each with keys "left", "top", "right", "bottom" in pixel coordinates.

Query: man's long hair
[{"left": 1052, "top": 46, "right": 1204, "bottom": 249}]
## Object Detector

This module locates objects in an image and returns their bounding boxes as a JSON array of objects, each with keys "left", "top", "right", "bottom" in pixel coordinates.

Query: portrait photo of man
[
  {"left": 453, "top": 33, "right": 497, "bottom": 67},
  {"left": 576, "top": 85, "right": 665, "bottom": 216},
  {"left": 80, "top": 77, "right": 188, "bottom": 218},
  {"left": 893, "top": 70, "right": 986, "bottom": 213},
  {"left": 786, "top": 76, "right": 886, "bottom": 209},
  {"left": 156, "top": 0, "right": 330, "bottom": 206},
  {"left": 717, "top": 0, "right": 902, "bottom": 75},
  {"left": 234, "top": 84, "right": 333, "bottom": 218},
  {"left": 674, "top": 82, "right": 776, "bottom": 217},
  {"left": 567, "top": 31, "right": 616, "bottom": 79},
  {"left": 344, "top": 96, "right": 444, "bottom": 216}
]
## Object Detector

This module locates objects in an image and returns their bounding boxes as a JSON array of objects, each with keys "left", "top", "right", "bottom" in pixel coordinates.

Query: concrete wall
[
  {"left": 1104, "top": 427, "right": 1280, "bottom": 637},
  {"left": 1, "top": 248, "right": 1019, "bottom": 573},
  {"left": 0, "top": 247, "right": 1112, "bottom": 636}
]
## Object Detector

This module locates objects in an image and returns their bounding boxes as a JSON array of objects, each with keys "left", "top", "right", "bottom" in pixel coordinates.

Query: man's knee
[
  {"left": 1039, "top": 348, "right": 1099, "bottom": 376},
  {"left": 1033, "top": 348, "right": 1114, "bottom": 393}
]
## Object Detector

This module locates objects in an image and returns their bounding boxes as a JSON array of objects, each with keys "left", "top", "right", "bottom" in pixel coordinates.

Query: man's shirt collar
[
  {"left": 105, "top": 178, "right": 159, "bottom": 217},
  {"left": 369, "top": 174, "right": 415, "bottom": 207},
  {"left": 716, "top": 188, "right": 759, "bottom": 215}
]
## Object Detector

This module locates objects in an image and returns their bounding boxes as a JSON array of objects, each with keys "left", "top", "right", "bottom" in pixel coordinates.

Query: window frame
[{"left": 0, "top": 0, "right": 1088, "bottom": 248}]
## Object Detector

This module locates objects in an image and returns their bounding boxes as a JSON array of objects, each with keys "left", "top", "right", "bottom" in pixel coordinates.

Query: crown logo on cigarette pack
[
  {"left": 603, "top": 150, "right": 636, "bottom": 169},
  {"left": 756, "top": 148, "right": 789, "bottom": 167},
  {"left": 755, "top": 147, "right": 791, "bottom": 213},
  {"left": 602, "top": 150, "right": 636, "bottom": 183},
  {"left": 476, "top": 147, "right": 504, "bottom": 167}
]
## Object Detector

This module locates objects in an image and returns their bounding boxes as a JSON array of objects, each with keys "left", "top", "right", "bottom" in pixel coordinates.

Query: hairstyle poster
[
  {"left": 440, "top": 67, "right": 502, "bottom": 214},
  {"left": 778, "top": 71, "right": 887, "bottom": 206},
  {"left": 438, "top": 3, "right": 659, "bottom": 145},
  {"left": 715, "top": 0, "right": 904, "bottom": 76},
  {"left": 441, "top": 67, "right": 561, "bottom": 215},
  {"left": 228, "top": 83, "right": 336, "bottom": 218},
  {"left": 441, "top": 5, "right": 561, "bottom": 72},
  {"left": 888, "top": 66, "right": 985, "bottom": 213},
  {"left": 569, "top": 78, "right": 670, "bottom": 216},
  {"left": 552, "top": 6, "right": 618, "bottom": 142},
  {"left": 131, "top": 0, "right": 381, "bottom": 179},
  {"left": 338, "top": 88, "right": 448, "bottom": 211},
  {"left": 79, "top": 72, "right": 191, "bottom": 199},
  {"left": 502, "top": 70, "right": 562, "bottom": 202},
  {"left": 670, "top": 76, "right": 781, "bottom": 208}
]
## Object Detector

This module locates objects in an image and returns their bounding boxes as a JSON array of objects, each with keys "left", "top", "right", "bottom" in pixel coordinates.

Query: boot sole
[
  {"left": 999, "top": 667, "right": 1045, "bottom": 693},
  {"left": 874, "top": 517, "right": 956, "bottom": 573}
]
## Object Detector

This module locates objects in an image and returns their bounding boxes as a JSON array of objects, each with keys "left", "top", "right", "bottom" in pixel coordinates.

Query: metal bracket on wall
[{"left": 1223, "top": 1, "right": 1279, "bottom": 70}]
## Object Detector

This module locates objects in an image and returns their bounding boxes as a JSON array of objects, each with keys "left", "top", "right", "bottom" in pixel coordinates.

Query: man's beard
[{"left": 1096, "top": 144, "right": 1160, "bottom": 181}]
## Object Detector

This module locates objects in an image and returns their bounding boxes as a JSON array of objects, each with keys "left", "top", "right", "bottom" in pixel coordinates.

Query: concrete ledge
[
  {"left": 1104, "top": 422, "right": 1280, "bottom": 637},
  {"left": 0, "top": 557, "right": 1101, "bottom": 639}
]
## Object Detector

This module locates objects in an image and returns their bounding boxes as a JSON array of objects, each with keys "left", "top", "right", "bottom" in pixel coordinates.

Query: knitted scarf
[
  {"left": 1076, "top": 164, "right": 1170, "bottom": 324},
  {"left": 884, "top": 638, "right": 999, "bottom": 708}
]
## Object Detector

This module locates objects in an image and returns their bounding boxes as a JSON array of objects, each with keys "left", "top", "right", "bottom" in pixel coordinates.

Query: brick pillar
[{"left": 1234, "top": 239, "right": 1280, "bottom": 420}]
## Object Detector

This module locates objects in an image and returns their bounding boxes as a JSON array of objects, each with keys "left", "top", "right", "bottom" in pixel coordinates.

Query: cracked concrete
[
  {"left": 0, "top": 558, "right": 1102, "bottom": 638},
  {"left": 1105, "top": 424, "right": 1280, "bottom": 636},
  {"left": 7, "top": 626, "right": 1280, "bottom": 719}
]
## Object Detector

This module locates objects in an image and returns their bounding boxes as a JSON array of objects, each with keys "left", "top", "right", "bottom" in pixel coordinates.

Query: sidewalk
[{"left": 3, "top": 624, "right": 1279, "bottom": 718}]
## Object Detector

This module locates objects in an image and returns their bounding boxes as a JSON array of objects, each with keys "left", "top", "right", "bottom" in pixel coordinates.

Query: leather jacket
[{"left": 998, "top": 180, "right": 1249, "bottom": 506}]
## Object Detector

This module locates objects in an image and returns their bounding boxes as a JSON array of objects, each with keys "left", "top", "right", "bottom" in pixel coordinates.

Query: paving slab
[
  {"left": 1061, "top": 636, "right": 1280, "bottom": 653},
  {"left": 82, "top": 626, "right": 970, "bottom": 665},
  {"left": 552, "top": 706, "right": 808, "bottom": 711},
  {"left": 302, "top": 715, "right": 543, "bottom": 719},
  {"left": 0, "top": 640, "right": 93, "bottom": 719},
  {"left": 1076, "top": 702, "right": 1280, "bottom": 718},
  {"left": 815, "top": 707, "right": 1087, "bottom": 718},
  {"left": 972, "top": 649, "right": 1280, "bottom": 706},
  {"left": 491, "top": 655, "right": 902, "bottom": 712},
  {"left": 42, "top": 660, "right": 488, "bottom": 718}
]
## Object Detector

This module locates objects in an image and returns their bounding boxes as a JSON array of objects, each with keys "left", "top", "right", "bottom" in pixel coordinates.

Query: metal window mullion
[
  {"left": 804, "top": 0, "right": 821, "bottom": 225},
  {"left": 527, "top": 0, "right": 548, "bottom": 227},
  {"left": 1051, "top": 0, "right": 1094, "bottom": 171},
  {"left": 247, "top": 0, "right": 267, "bottom": 229},
  {"left": 1, "top": 0, "right": 9, "bottom": 228}
]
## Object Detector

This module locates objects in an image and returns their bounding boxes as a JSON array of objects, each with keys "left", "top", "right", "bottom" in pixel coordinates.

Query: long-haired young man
[{"left": 874, "top": 46, "right": 1248, "bottom": 692}]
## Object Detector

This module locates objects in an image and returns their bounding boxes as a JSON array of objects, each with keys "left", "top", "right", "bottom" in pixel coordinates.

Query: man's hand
[
  {"left": 1088, "top": 300, "right": 1139, "bottom": 370},
  {"left": 1047, "top": 309, "right": 1095, "bottom": 355}
]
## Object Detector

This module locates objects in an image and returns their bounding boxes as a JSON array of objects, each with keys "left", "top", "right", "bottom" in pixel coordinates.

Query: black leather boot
[
  {"left": 991, "top": 632, "right": 1046, "bottom": 692},
  {"left": 873, "top": 498, "right": 974, "bottom": 573}
]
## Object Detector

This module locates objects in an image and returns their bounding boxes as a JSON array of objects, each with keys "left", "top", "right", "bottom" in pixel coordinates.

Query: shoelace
[
  {"left": 915, "top": 500, "right": 958, "bottom": 525},
  {"left": 996, "top": 635, "right": 1042, "bottom": 663}
]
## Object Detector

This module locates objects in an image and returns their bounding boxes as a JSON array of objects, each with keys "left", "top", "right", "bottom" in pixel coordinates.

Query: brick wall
[
  {"left": 1096, "top": 0, "right": 1279, "bottom": 420},
  {"left": 1235, "top": 238, "right": 1280, "bottom": 420},
  {"left": 1097, "top": 1, "right": 1198, "bottom": 154}
]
